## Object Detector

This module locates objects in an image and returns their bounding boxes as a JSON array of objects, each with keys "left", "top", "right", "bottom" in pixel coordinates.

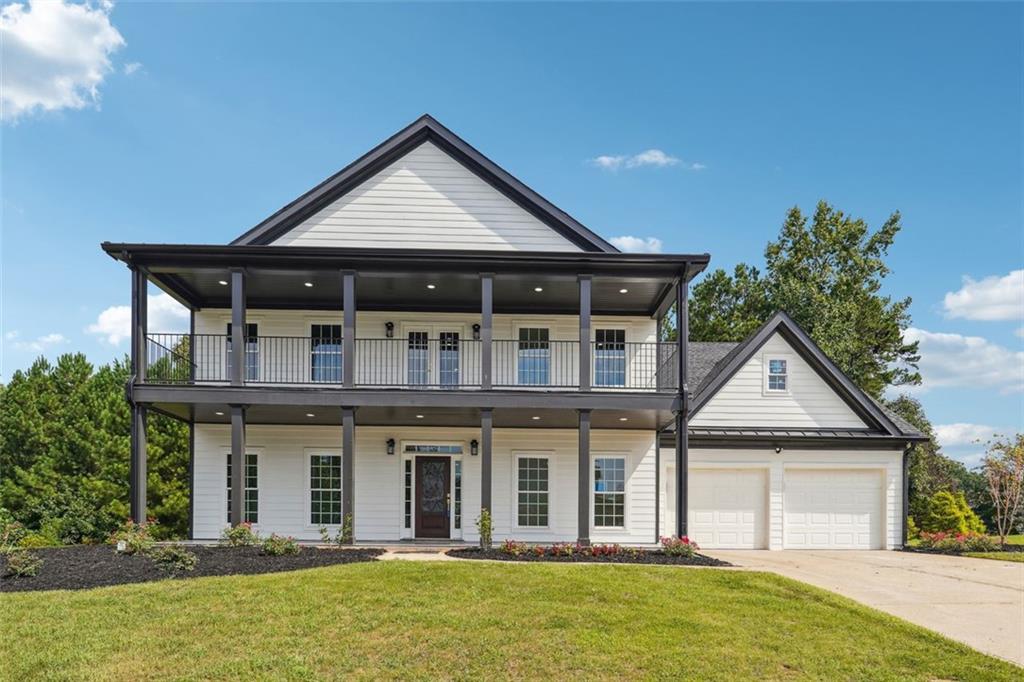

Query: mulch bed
[
  {"left": 449, "top": 547, "right": 730, "bottom": 567},
  {"left": 903, "top": 544, "right": 1024, "bottom": 556},
  {"left": 0, "top": 544, "right": 382, "bottom": 593}
]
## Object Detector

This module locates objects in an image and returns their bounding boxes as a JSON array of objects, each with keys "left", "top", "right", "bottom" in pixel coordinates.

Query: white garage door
[
  {"left": 784, "top": 469, "right": 883, "bottom": 549},
  {"left": 688, "top": 469, "right": 767, "bottom": 549}
]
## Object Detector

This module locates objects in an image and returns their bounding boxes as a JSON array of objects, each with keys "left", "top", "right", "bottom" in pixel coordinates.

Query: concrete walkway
[{"left": 706, "top": 549, "right": 1024, "bottom": 666}]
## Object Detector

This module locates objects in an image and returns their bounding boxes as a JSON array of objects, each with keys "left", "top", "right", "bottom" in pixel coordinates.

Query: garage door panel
[
  {"left": 689, "top": 469, "right": 767, "bottom": 549},
  {"left": 784, "top": 469, "right": 883, "bottom": 550}
]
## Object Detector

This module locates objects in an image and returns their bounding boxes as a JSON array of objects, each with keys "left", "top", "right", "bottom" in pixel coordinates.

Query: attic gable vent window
[{"left": 766, "top": 358, "right": 788, "bottom": 393}]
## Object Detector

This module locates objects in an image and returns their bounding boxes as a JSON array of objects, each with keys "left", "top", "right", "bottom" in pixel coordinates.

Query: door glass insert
[
  {"left": 407, "top": 331, "right": 429, "bottom": 385},
  {"left": 594, "top": 329, "right": 626, "bottom": 387},
  {"left": 311, "top": 324, "right": 342, "bottom": 383},
  {"left": 438, "top": 332, "right": 460, "bottom": 387},
  {"left": 419, "top": 461, "right": 447, "bottom": 515},
  {"left": 517, "top": 327, "right": 550, "bottom": 385}
]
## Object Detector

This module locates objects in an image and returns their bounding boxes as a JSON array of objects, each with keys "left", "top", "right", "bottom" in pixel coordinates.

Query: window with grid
[
  {"left": 226, "top": 453, "right": 258, "bottom": 523},
  {"left": 311, "top": 324, "right": 342, "bottom": 383},
  {"left": 310, "top": 454, "right": 342, "bottom": 525},
  {"left": 403, "top": 459, "right": 412, "bottom": 529},
  {"left": 517, "top": 328, "right": 550, "bottom": 385},
  {"left": 407, "top": 332, "right": 429, "bottom": 385},
  {"left": 454, "top": 460, "right": 463, "bottom": 529},
  {"left": 517, "top": 457, "right": 549, "bottom": 527},
  {"left": 226, "top": 323, "right": 259, "bottom": 381},
  {"left": 593, "top": 457, "right": 625, "bottom": 527},
  {"left": 438, "top": 332, "right": 460, "bottom": 387},
  {"left": 767, "top": 358, "right": 788, "bottom": 392},
  {"left": 594, "top": 329, "right": 626, "bottom": 387}
]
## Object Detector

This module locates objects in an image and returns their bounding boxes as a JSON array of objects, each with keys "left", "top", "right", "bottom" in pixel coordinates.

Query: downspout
[{"left": 901, "top": 441, "right": 912, "bottom": 549}]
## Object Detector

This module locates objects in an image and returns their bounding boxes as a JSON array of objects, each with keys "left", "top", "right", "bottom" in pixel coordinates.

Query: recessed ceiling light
[
  {"left": 306, "top": 413, "right": 315, "bottom": 418},
  {"left": 531, "top": 416, "right": 541, "bottom": 420},
  {"left": 426, "top": 284, "right": 436, "bottom": 290},
  {"left": 534, "top": 286, "right": 543, "bottom": 292},
  {"left": 215, "top": 411, "right": 224, "bottom": 416},
  {"left": 304, "top": 282, "right": 313, "bottom": 288},
  {"left": 619, "top": 288, "right": 629, "bottom": 294},
  {"left": 218, "top": 280, "right": 228, "bottom": 286},
  {"left": 416, "top": 414, "right": 424, "bottom": 419},
  {"left": 619, "top": 417, "right": 629, "bottom": 422}
]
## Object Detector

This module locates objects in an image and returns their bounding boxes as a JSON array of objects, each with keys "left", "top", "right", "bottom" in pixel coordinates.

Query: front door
[{"left": 415, "top": 457, "right": 451, "bottom": 538}]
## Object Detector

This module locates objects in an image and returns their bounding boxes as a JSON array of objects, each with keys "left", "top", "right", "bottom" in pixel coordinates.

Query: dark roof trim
[
  {"left": 229, "top": 114, "right": 618, "bottom": 253},
  {"left": 688, "top": 311, "right": 905, "bottom": 437}
]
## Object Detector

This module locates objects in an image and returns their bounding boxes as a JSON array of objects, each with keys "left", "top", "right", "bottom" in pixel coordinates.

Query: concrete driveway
[{"left": 706, "top": 550, "right": 1023, "bottom": 666}]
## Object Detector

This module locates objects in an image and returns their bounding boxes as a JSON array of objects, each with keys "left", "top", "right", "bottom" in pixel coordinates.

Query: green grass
[
  {"left": 965, "top": 551, "right": 1024, "bottom": 563},
  {"left": 1, "top": 562, "right": 1018, "bottom": 680},
  {"left": 1003, "top": 534, "right": 1024, "bottom": 545}
]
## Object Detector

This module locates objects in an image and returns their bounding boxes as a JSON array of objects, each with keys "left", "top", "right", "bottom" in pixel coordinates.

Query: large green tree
[
  {"left": 0, "top": 354, "right": 189, "bottom": 541},
  {"left": 690, "top": 201, "right": 920, "bottom": 398}
]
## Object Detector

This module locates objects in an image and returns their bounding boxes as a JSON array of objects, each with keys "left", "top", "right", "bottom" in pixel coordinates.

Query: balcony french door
[{"left": 406, "top": 327, "right": 463, "bottom": 388}]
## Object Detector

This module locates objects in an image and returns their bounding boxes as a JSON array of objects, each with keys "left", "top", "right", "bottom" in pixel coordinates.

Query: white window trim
[
  {"left": 399, "top": 323, "right": 470, "bottom": 387},
  {"left": 591, "top": 453, "right": 629, "bottom": 530},
  {"left": 510, "top": 322, "right": 554, "bottom": 388},
  {"left": 512, "top": 452, "right": 553, "bottom": 530},
  {"left": 223, "top": 447, "right": 263, "bottom": 529},
  {"left": 303, "top": 447, "right": 343, "bottom": 531},
  {"left": 762, "top": 353, "right": 792, "bottom": 396},
  {"left": 592, "top": 326, "right": 630, "bottom": 389},
  {"left": 308, "top": 321, "right": 344, "bottom": 384}
]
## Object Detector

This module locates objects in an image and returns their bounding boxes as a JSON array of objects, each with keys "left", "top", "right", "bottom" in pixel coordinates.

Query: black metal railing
[{"left": 143, "top": 334, "right": 679, "bottom": 391}]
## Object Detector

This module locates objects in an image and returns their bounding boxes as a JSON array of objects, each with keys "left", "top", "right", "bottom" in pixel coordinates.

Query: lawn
[
  {"left": 964, "top": 551, "right": 1024, "bottom": 563},
  {"left": 1, "top": 562, "right": 1018, "bottom": 680}
]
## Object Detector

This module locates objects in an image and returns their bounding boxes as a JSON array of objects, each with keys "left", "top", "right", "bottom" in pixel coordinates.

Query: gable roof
[
  {"left": 688, "top": 312, "right": 924, "bottom": 440},
  {"left": 231, "top": 114, "right": 618, "bottom": 252}
]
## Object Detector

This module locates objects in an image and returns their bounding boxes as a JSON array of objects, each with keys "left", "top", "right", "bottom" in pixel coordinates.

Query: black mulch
[
  {"left": 448, "top": 547, "right": 730, "bottom": 567},
  {"left": 903, "top": 544, "right": 1024, "bottom": 556},
  {"left": 0, "top": 544, "right": 383, "bottom": 593}
]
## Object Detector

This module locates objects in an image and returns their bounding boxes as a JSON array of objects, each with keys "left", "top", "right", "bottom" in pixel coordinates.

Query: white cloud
[
  {"left": 590, "top": 149, "right": 703, "bottom": 172},
  {"left": 934, "top": 423, "right": 1000, "bottom": 448},
  {"left": 4, "top": 330, "right": 18, "bottom": 340},
  {"left": 86, "top": 293, "right": 189, "bottom": 345},
  {"left": 123, "top": 60, "right": 141, "bottom": 75},
  {"left": 1, "top": 0, "right": 126, "bottom": 122},
  {"left": 942, "top": 269, "right": 1024, "bottom": 321},
  {"left": 903, "top": 327, "right": 1024, "bottom": 394},
  {"left": 610, "top": 235, "right": 663, "bottom": 254},
  {"left": 12, "top": 332, "right": 68, "bottom": 352}
]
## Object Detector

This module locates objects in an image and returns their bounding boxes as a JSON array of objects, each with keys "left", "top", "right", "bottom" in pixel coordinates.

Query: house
[{"left": 102, "top": 115, "right": 925, "bottom": 550}]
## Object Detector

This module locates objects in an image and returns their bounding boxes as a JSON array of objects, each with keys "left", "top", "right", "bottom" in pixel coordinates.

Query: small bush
[
  {"left": 660, "top": 535, "right": 700, "bottom": 557},
  {"left": 918, "top": 531, "right": 999, "bottom": 554},
  {"left": 2, "top": 549, "right": 42, "bottom": 578},
  {"left": 18, "top": 532, "right": 59, "bottom": 549},
  {"left": 149, "top": 544, "right": 198, "bottom": 572},
  {"left": 589, "top": 544, "right": 622, "bottom": 557},
  {"left": 260, "top": 534, "right": 301, "bottom": 556},
  {"left": 906, "top": 515, "right": 919, "bottom": 541},
  {"left": 107, "top": 520, "right": 156, "bottom": 555},
  {"left": 0, "top": 508, "right": 26, "bottom": 555},
  {"left": 499, "top": 539, "right": 528, "bottom": 556},
  {"left": 220, "top": 522, "right": 259, "bottom": 547},
  {"left": 549, "top": 542, "right": 575, "bottom": 557},
  {"left": 476, "top": 509, "right": 493, "bottom": 549},
  {"left": 921, "top": 491, "right": 986, "bottom": 535}
]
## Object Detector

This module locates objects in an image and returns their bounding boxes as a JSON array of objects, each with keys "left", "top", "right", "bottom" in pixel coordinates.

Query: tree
[
  {"left": 981, "top": 434, "right": 1024, "bottom": 545},
  {"left": 921, "top": 491, "right": 986, "bottom": 535},
  {"left": 690, "top": 201, "right": 920, "bottom": 398},
  {"left": 0, "top": 354, "right": 189, "bottom": 541}
]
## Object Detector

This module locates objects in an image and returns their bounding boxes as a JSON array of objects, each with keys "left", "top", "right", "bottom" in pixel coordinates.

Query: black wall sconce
[
  {"left": 470, "top": 439, "right": 479, "bottom": 456},
  {"left": 472, "top": 323, "right": 481, "bottom": 340},
  {"left": 386, "top": 438, "right": 396, "bottom": 455},
  {"left": 385, "top": 321, "right": 394, "bottom": 338},
  {"left": 774, "top": 446, "right": 783, "bottom": 454}
]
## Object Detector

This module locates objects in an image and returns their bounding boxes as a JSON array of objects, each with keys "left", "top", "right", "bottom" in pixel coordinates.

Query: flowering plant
[
  {"left": 499, "top": 539, "right": 529, "bottom": 556},
  {"left": 107, "top": 519, "right": 156, "bottom": 555},
  {"left": 918, "top": 531, "right": 997, "bottom": 553},
  {"left": 220, "top": 522, "right": 259, "bottom": 547},
  {"left": 660, "top": 535, "right": 700, "bottom": 557}
]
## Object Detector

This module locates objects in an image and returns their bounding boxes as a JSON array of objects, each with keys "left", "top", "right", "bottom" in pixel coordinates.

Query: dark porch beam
[
  {"left": 132, "top": 267, "right": 148, "bottom": 383},
  {"left": 674, "top": 279, "right": 689, "bottom": 538},
  {"left": 129, "top": 405, "right": 147, "bottom": 524},
  {"left": 230, "top": 405, "right": 246, "bottom": 526},
  {"left": 480, "top": 273, "right": 493, "bottom": 390},
  {"left": 342, "top": 270, "right": 356, "bottom": 389},
  {"left": 674, "top": 410, "right": 687, "bottom": 538},
  {"left": 230, "top": 269, "right": 246, "bottom": 387},
  {"left": 342, "top": 406, "right": 355, "bottom": 540},
  {"left": 480, "top": 408, "right": 493, "bottom": 515},
  {"left": 578, "top": 275, "right": 592, "bottom": 392},
  {"left": 577, "top": 409, "right": 591, "bottom": 545}
]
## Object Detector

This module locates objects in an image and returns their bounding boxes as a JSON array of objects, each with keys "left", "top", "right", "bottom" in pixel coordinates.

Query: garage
[
  {"left": 783, "top": 469, "right": 884, "bottom": 549},
  {"left": 688, "top": 469, "right": 767, "bottom": 549}
]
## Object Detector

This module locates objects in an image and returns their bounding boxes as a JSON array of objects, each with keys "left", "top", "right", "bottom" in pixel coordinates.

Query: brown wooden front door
[{"left": 415, "top": 457, "right": 451, "bottom": 538}]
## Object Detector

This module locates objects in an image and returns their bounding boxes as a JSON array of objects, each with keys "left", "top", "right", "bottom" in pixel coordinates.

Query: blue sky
[{"left": 2, "top": 1, "right": 1021, "bottom": 465}]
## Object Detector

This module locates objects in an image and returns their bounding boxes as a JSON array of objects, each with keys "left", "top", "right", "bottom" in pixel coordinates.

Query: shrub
[
  {"left": 476, "top": 508, "right": 493, "bottom": 549},
  {"left": 2, "top": 549, "right": 42, "bottom": 578},
  {"left": 220, "top": 522, "right": 259, "bottom": 547},
  {"left": 149, "top": 544, "right": 198, "bottom": 572},
  {"left": 590, "top": 544, "right": 622, "bottom": 557},
  {"left": 261, "top": 534, "right": 301, "bottom": 556},
  {"left": 549, "top": 542, "right": 575, "bottom": 557},
  {"left": 318, "top": 525, "right": 346, "bottom": 546},
  {"left": 918, "top": 531, "right": 999, "bottom": 554},
  {"left": 0, "top": 508, "right": 26, "bottom": 555},
  {"left": 340, "top": 513, "right": 354, "bottom": 545},
  {"left": 108, "top": 520, "right": 156, "bottom": 555},
  {"left": 906, "top": 516, "right": 919, "bottom": 541},
  {"left": 531, "top": 545, "right": 546, "bottom": 557},
  {"left": 499, "top": 539, "right": 528, "bottom": 556},
  {"left": 921, "top": 491, "right": 986, "bottom": 535},
  {"left": 660, "top": 535, "right": 700, "bottom": 557},
  {"left": 19, "top": 532, "right": 59, "bottom": 549}
]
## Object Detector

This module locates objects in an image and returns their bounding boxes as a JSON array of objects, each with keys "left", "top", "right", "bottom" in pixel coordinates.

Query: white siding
[
  {"left": 193, "top": 424, "right": 658, "bottom": 544},
  {"left": 271, "top": 142, "right": 581, "bottom": 251},
  {"left": 690, "top": 334, "right": 868, "bottom": 428},
  {"left": 659, "top": 448, "right": 903, "bottom": 550}
]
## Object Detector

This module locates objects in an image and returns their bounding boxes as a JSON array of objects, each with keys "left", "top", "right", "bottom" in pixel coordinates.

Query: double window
[
  {"left": 766, "top": 358, "right": 788, "bottom": 392},
  {"left": 226, "top": 453, "right": 258, "bottom": 523},
  {"left": 310, "top": 454, "right": 342, "bottom": 525},
  {"left": 311, "top": 324, "right": 343, "bottom": 383},
  {"left": 517, "top": 456, "right": 550, "bottom": 527},
  {"left": 593, "top": 457, "right": 625, "bottom": 527},
  {"left": 517, "top": 328, "right": 550, "bottom": 385},
  {"left": 594, "top": 329, "right": 626, "bottom": 387},
  {"left": 226, "top": 323, "right": 259, "bottom": 381}
]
